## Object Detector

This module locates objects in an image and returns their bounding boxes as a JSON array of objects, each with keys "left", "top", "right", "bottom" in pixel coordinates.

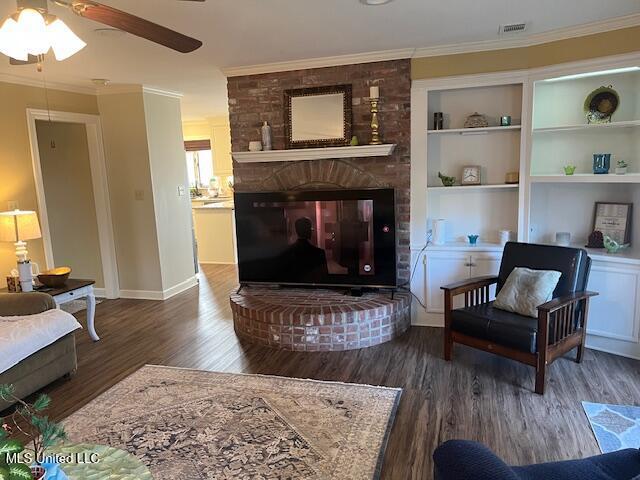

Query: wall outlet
[
  {"left": 134, "top": 189, "right": 145, "bottom": 201},
  {"left": 7, "top": 200, "right": 19, "bottom": 210},
  {"left": 177, "top": 185, "right": 185, "bottom": 197}
]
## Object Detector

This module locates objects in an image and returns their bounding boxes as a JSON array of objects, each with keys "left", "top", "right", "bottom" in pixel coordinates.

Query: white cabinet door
[
  {"left": 470, "top": 252, "right": 502, "bottom": 301},
  {"left": 425, "top": 252, "right": 470, "bottom": 313},
  {"left": 587, "top": 263, "right": 640, "bottom": 343}
]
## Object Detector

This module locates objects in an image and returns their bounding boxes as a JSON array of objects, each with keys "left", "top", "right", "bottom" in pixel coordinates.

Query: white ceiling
[{"left": 1, "top": 0, "right": 639, "bottom": 120}]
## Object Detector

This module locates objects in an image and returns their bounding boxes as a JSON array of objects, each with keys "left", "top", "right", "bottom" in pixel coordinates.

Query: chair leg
[
  {"left": 444, "top": 330, "right": 453, "bottom": 361},
  {"left": 534, "top": 365, "right": 546, "bottom": 395},
  {"left": 576, "top": 344, "right": 585, "bottom": 363}
]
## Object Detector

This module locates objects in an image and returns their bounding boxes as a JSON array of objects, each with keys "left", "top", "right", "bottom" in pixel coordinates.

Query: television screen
[{"left": 234, "top": 189, "right": 396, "bottom": 287}]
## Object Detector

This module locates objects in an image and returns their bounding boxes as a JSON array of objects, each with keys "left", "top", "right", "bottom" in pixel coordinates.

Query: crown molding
[
  {"left": 96, "top": 84, "right": 183, "bottom": 98},
  {"left": 0, "top": 73, "right": 95, "bottom": 95},
  {"left": 222, "top": 13, "right": 640, "bottom": 77},
  {"left": 142, "top": 86, "right": 183, "bottom": 98},
  {"left": 413, "top": 13, "right": 640, "bottom": 58},
  {"left": 221, "top": 48, "right": 416, "bottom": 77}
]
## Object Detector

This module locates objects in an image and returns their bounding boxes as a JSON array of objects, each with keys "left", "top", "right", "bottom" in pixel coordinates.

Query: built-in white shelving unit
[
  {"left": 411, "top": 56, "right": 640, "bottom": 360},
  {"left": 420, "top": 80, "right": 526, "bottom": 244}
]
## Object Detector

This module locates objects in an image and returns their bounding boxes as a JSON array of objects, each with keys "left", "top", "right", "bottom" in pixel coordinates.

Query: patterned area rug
[
  {"left": 63, "top": 366, "right": 401, "bottom": 479},
  {"left": 582, "top": 402, "right": 640, "bottom": 453}
]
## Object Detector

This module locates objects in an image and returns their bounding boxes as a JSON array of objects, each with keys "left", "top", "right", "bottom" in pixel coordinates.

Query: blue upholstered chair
[{"left": 433, "top": 440, "right": 640, "bottom": 480}]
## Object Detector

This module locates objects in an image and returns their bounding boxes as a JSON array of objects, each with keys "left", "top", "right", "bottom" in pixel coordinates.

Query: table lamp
[{"left": 0, "top": 210, "right": 42, "bottom": 292}]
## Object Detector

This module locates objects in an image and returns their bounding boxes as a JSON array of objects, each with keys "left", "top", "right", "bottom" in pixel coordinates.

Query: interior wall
[
  {"left": 97, "top": 91, "right": 164, "bottom": 293},
  {"left": 0, "top": 82, "right": 98, "bottom": 289},
  {"left": 36, "top": 120, "right": 105, "bottom": 288},
  {"left": 143, "top": 91, "right": 196, "bottom": 290},
  {"left": 412, "top": 26, "right": 640, "bottom": 79},
  {"left": 227, "top": 59, "right": 412, "bottom": 283}
]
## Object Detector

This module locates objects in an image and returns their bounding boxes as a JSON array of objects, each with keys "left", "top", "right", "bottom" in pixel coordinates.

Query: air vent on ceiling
[{"left": 499, "top": 22, "right": 527, "bottom": 34}]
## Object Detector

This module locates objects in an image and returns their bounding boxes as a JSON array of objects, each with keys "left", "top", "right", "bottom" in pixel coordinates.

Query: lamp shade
[{"left": 0, "top": 210, "right": 42, "bottom": 242}]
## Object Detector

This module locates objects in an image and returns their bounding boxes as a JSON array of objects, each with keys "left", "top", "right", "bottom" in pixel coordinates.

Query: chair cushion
[
  {"left": 494, "top": 267, "right": 561, "bottom": 318},
  {"left": 498, "top": 243, "right": 589, "bottom": 298},
  {"left": 451, "top": 302, "right": 538, "bottom": 353}
]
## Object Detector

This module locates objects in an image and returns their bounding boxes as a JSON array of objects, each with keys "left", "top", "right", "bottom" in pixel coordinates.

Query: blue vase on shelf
[{"left": 593, "top": 153, "right": 611, "bottom": 174}]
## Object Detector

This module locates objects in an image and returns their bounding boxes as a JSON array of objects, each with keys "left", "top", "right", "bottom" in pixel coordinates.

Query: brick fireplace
[
  {"left": 227, "top": 59, "right": 411, "bottom": 283},
  {"left": 226, "top": 59, "right": 412, "bottom": 351}
]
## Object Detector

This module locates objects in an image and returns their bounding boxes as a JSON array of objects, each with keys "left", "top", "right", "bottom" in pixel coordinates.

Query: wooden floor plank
[{"left": 7, "top": 264, "right": 640, "bottom": 479}]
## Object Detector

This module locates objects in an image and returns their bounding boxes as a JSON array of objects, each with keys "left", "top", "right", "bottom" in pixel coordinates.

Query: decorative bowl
[
  {"left": 37, "top": 267, "right": 71, "bottom": 288},
  {"left": 464, "top": 112, "right": 489, "bottom": 128}
]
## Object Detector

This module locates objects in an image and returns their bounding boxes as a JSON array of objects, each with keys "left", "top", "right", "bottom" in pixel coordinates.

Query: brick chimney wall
[{"left": 226, "top": 59, "right": 411, "bottom": 283}]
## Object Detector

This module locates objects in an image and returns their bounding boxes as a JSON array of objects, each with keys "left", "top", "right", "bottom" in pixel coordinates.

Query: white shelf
[
  {"left": 533, "top": 120, "right": 640, "bottom": 133},
  {"left": 530, "top": 173, "right": 640, "bottom": 184},
  {"left": 426, "top": 242, "right": 505, "bottom": 252},
  {"left": 232, "top": 144, "right": 396, "bottom": 163},
  {"left": 428, "top": 184, "right": 519, "bottom": 191},
  {"left": 427, "top": 125, "right": 521, "bottom": 135}
]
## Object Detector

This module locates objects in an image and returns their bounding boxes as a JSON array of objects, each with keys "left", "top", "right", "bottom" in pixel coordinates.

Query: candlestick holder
[{"left": 369, "top": 98, "right": 382, "bottom": 145}]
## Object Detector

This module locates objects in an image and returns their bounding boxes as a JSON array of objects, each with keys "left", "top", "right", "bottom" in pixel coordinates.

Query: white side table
[{"left": 45, "top": 279, "right": 99, "bottom": 341}]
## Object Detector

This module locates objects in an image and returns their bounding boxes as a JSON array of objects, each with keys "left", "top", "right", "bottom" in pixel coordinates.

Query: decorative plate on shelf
[{"left": 584, "top": 85, "right": 619, "bottom": 124}]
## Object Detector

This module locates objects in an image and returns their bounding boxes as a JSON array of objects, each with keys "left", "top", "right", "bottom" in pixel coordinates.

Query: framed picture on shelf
[
  {"left": 461, "top": 165, "right": 481, "bottom": 185},
  {"left": 593, "top": 202, "right": 633, "bottom": 244}
]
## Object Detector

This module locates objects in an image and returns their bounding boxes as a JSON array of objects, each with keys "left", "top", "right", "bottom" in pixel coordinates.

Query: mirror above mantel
[{"left": 284, "top": 85, "right": 352, "bottom": 149}]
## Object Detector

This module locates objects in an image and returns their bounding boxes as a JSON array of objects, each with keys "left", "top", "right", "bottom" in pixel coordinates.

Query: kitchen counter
[
  {"left": 192, "top": 201, "right": 234, "bottom": 210},
  {"left": 192, "top": 201, "right": 237, "bottom": 264}
]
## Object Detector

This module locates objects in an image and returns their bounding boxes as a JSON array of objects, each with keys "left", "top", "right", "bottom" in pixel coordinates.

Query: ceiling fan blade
[{"left": 71, "top": 1, "right": 203, "bottom": 53}]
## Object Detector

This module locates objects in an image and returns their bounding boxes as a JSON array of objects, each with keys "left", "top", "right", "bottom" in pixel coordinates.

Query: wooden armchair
[{"left": 441, "top": 242, "right": 598, "bottom": 394}]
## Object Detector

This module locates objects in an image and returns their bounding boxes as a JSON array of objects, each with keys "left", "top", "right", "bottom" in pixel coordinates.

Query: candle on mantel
[{"left": 370, "top": 86, "right": 380, "bottom": 99}]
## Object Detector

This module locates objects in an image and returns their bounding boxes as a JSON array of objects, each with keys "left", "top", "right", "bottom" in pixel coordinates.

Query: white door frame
[{"left": 26, "top": 108, "right": 120, "bottom": 299}]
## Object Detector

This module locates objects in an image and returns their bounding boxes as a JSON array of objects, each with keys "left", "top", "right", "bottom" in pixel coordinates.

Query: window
[{"left": 184, "top": 140, "right": 213, "bottom": 188}]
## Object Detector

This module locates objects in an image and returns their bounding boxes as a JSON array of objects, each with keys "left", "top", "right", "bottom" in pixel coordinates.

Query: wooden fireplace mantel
[{"left": 232, "top": 144, "right": 396, "bottom": 164}]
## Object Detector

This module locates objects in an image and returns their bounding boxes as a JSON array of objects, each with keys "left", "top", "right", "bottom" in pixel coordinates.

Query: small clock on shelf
[{"left": 461, "top": 165, "right": 481, "bottom": 185}]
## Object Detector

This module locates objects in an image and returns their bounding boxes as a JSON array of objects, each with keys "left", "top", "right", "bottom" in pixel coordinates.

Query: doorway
[{"left": 26, "top": 109, "right": 119, "bottom": 298}]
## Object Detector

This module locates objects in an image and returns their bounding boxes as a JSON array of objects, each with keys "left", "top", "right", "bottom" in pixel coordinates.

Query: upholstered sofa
[
  {"left": 0, "top": 292, "right": 78, "bottom": 411},
  {"left": 433, "top": 440, "right": 640, "bottom": 480}
]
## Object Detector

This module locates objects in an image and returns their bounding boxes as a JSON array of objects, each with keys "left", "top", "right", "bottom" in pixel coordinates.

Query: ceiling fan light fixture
[
  {"left": 17, "top": 8, "right": 50, "bottom": 56},
  {"left": 48, "top": 18, "right": 86, "bottom": 60},
  {"left": 0, "top": 17, "right": 29, "bottom": 61}
]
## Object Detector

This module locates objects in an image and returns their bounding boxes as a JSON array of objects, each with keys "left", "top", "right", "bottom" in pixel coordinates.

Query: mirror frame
[{"left": 284, "top": 85, "right": 353, "bottom": 149}]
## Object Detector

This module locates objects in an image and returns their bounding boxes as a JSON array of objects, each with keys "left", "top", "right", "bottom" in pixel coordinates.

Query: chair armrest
[
  {"left": 441, "top": 276, "right": 499, "bottom": 296},
  {"left": 0, "top": 292, "right": 56, "bottom": 316},
  {"left": 537, "top": 291, "right": 599, "bottom": 314}
]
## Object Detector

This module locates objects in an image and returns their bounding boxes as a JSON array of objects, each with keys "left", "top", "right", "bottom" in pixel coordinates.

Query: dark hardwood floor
[{"left": 25, "top": 264, "right": 640, "bottom": 478}]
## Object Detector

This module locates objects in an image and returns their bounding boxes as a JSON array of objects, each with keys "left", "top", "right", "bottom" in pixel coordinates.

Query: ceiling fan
[{"left": 1, "top": 0, "right": 204, "bottom": 65}]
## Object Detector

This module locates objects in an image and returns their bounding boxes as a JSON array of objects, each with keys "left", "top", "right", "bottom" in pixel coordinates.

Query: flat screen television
[{"left": 234, "top": 189, "right": 396, "bottom": 288}]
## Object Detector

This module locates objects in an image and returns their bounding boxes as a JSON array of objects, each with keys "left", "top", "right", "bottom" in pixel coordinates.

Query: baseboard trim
[
  {"left": 119, "top": 289, "right": 165, "bottom": 301},
  {"left": 162, "top": 276, "right": 199, "bottom": 300},
  {"left": 93, "top": 288, "right": 106, "bottom": 298}
]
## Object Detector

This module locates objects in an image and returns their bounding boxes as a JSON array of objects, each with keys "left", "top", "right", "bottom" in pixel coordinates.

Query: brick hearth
[{"left": 231, "top": 288, "right": 411, "bottom": 352}]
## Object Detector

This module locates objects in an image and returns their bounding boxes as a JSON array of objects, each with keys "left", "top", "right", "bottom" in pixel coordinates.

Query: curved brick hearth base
[{"left": 231, "top": 288, "right": 411, "bottom": 352}]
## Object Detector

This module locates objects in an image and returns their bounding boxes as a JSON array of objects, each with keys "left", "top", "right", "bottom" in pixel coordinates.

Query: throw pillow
[{"left": 494, "top": 267, "right": 562, "bottom": 318}]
